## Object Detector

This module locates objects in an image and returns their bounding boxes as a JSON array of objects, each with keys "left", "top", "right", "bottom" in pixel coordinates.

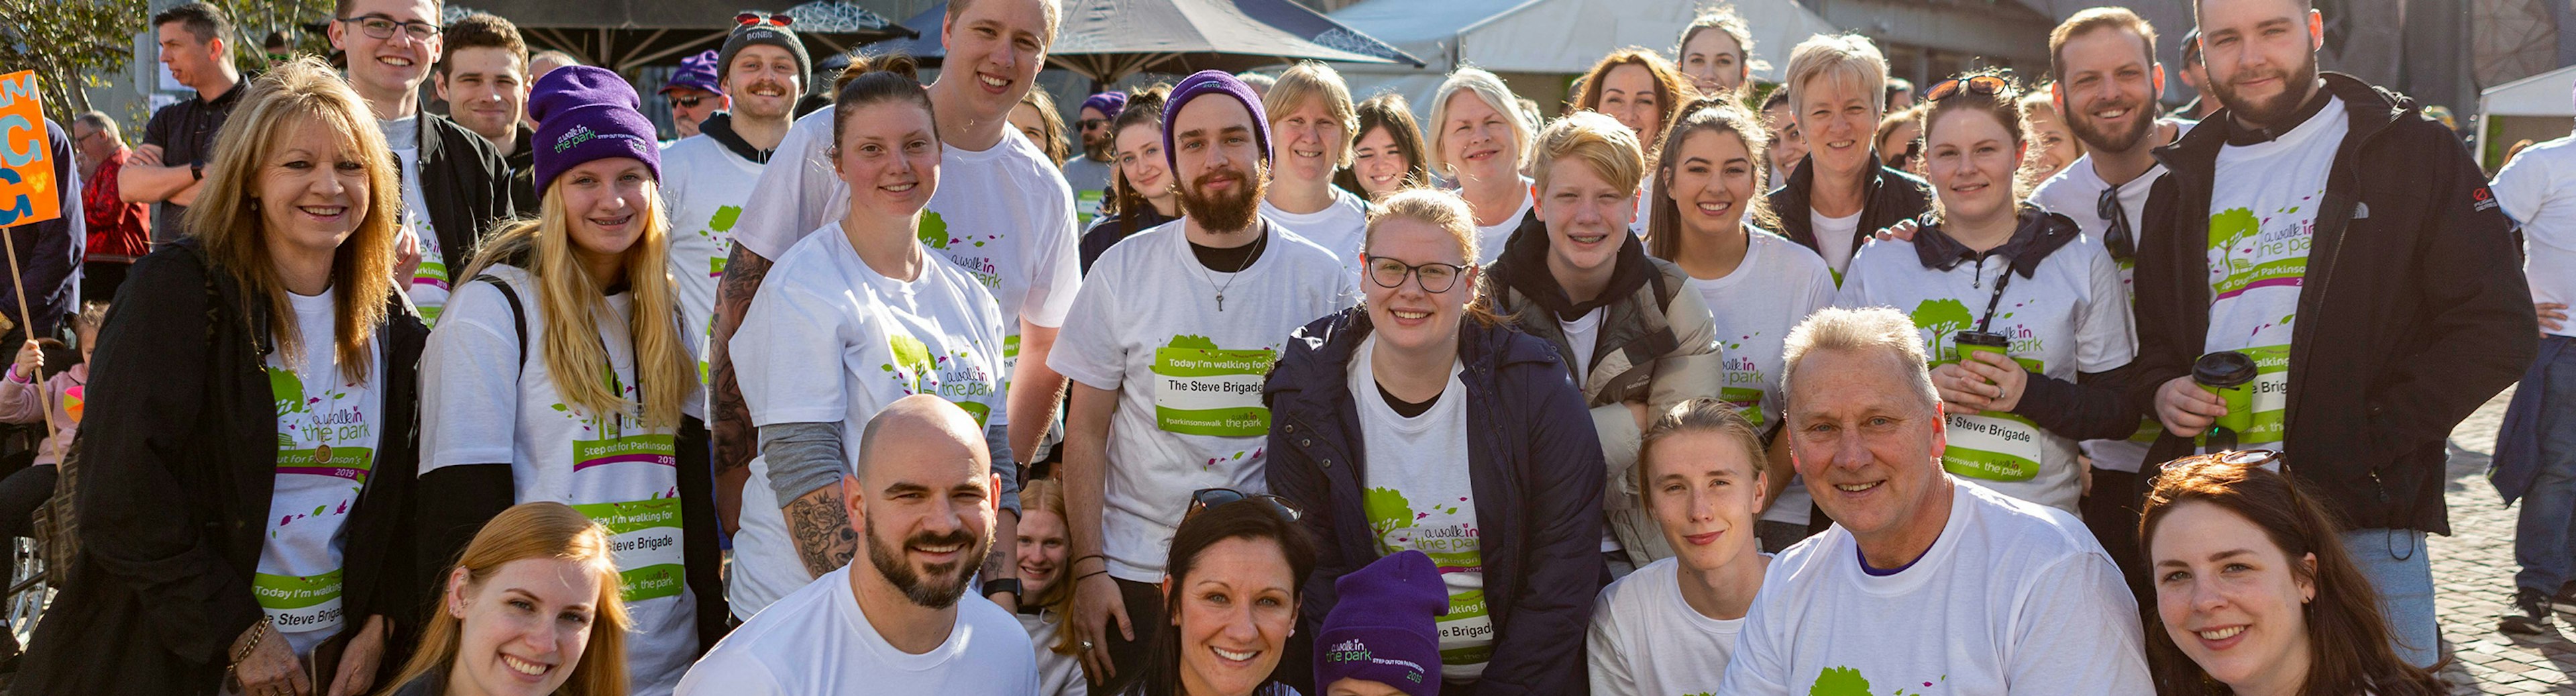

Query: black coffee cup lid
[
  {"left": 2194, "top": 350, "right": 2257, "bottom": 387},
  {"left": 1954, "top": 331, "right": 2009, "bottom": 347}
]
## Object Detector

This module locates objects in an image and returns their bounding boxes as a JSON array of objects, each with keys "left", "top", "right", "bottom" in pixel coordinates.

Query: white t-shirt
[
  {"left": 258, "top": 289, "right": 384, "bottom": 656},
  {"left": 2489, "top": 134, "right": 2576, "bottom": 338},
  {"left": 727, "top": 221, "right": 1013, "bottom": 615},
  {"left": 730, "top": 108, "right": 1083, "bottom": 371},
  {"left": 1716, "top": 480, "right": 2152, "bottom": 695},
  {"left": 1835, "top": 231, "right": 2135, "bottom": 513},
  {"left": 674, "top": 566, "right": 1040, "bottom": 695},
  {"left": 1064, "top": 156, "right": 1115, "bottom": 227},
  {"left": 419, "top": 266, "right": 702, "bottom": 693},
  {"left": 1470, "top": 181, "right": 1535, "bottom": 265},
  {"left": 1687, "top": 229, "right": 1837, "bottom": 526},
  {"left": 1018, "top": 610, "right": 1091, "bottom": 696},
  {"left": 1047, "top": 219, "right": 1354, "bottom": 580},
  {"left": 1587, "top": 556, "right": 1751, "bottom": 696},
  {"left": 2032, "top": 156, "right": 2169, "bottom": 473},
  {"left": 2205, "top": 97, "right": 2348, "bottom": 452},
  {"left": 1560, "top": 307, "right": 1605, "bottom": 385},
  {"left": 1348, "top": 338, "right": 1493, "bottom": 680},
  {"left": 1259, "top": 187, "right": 1371, "bottom": 281},
  {"left": 382, "top": 116, "right": 449, "bottom": 325},
  {"left": 1811, "top": 209, "right": 1862, "bottom": 279},
  {"left": 658, "top": 134, "right": 766, "bottom": 393}
]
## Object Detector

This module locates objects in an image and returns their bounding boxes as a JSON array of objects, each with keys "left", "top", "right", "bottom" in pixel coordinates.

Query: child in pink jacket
[{"left": 0, "top": 301, "right": 101, "bottom": 539}]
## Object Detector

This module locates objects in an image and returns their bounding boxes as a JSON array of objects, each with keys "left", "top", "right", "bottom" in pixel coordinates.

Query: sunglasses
[
  {"left": 1185, "top": 488, "right": 1302, "bottom": 522},
  {"left": 1924, "top": 74, "right": 2011, "bottom": 103},
  {"left": 1077, "top": 118, "right": 1111, "bottom": 130},
  {"left": 669, "top": 95, "right": 710, "bottom": 109},
  {"left": 736, "top": 12, "right": 795, "bottom": 28}
]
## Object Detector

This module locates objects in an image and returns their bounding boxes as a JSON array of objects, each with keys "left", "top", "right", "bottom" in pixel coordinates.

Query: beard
[
  {"left": 864, "top": 514, "right": 987, "bottom": 609},
  {"left": 2207, "top": 51, "right": 2320, "bottom": 130},
  {"left": 1179, "top": 159, "right": 1268, "bottom": 233},
  {"left": 2064, "top": 91, "right": 2155, "bottom": 153},
  {"left": 1081, "top": 132, "right": 1114, "bottom": 161}
]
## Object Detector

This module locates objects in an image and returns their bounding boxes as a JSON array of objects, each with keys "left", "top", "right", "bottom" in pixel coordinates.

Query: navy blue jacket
[{"left": 1264, "top": 307, "right": 1604, "bottom": 696}]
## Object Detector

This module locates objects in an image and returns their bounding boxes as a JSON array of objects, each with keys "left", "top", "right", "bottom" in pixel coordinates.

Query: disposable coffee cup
[
  {"left": 2194, "top": 350, "right": 2257, "bottom": 434},
  {"left": 1954, "top": 331, "right": 2010, "bottom": 383}
]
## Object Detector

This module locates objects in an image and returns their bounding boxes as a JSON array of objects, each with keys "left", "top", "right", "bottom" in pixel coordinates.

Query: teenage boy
[{"left": 330, "top": 0, "right": 515, "bottom": 325}]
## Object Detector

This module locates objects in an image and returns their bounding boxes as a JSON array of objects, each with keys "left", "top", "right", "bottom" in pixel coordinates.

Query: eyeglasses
[
  {"left": 1924, "top": 74, "right": 2011, "bottom": 103},
  {"left": 337, "top": 15, "right": 440, "bottom": 42},
  {"left": 1364, "top": 256, "right": 1469, "bottom": 293},
  {"left": 1077, "top": 118, "right": 1111, "bottom": 131},
  {"left": 669, "top": 95, "right": 710, "bottom": 109},
  {"left": 735, "top": 12, "right": 795, "bottom": 28},
  {"left": 2096, "top": 185, "right": 2135, "bottom": 262},
  {"left": 70, "top": 130, "right": 99, "bottom": 146},
  {"left": 1185, "top": 488, "right": 1302, "bottom": 522}
]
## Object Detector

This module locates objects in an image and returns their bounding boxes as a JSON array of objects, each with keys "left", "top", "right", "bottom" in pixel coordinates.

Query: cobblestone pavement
[{"left": 2436, "top": 385, "right": 2575, "bottom": 694}]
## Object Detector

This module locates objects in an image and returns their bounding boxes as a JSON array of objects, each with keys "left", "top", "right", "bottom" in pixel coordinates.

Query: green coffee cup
[
  {"left": 2194, "top": 350, "right": 2257, "bottom": 434},
  {"left": 1954, "top": 331, "right": 2010, "bottom": 381}
]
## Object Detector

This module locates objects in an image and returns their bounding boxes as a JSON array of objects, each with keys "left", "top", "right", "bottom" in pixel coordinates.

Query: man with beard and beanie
[
  {"left": 2132, "top": 0, "right": 2537, "bottom": 667},
  {"left": 1051, "top": 69, "right": 1356, "bottom": 687},
  {"left": 712, "top": 0, "right": 1081, "bottom": 621},
  {"left": 1067, "top": 91, "right": 1125, "bottom": 221},
  {"left": 2027, "top": 6, "right": 2192, "bottom": 595},
  {"left": 676, "top": 395, "right": 1041, "bottom": 694},
  {"left": 663, "top": 15, "right": 806, "bottom": 417}
]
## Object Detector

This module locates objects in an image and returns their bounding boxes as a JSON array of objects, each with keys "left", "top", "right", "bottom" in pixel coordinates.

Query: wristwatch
[
  {"left": 190, "top": 163, "right": 203, "bottom": 181},
  {"left": 981, "top": 578, "right": 1022, "bottom": 599}
]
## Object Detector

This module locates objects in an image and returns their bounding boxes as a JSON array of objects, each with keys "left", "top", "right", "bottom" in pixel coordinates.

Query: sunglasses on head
[
  {"left": 1925, "top": 74, "right": 2011, "bottom": 103},
  {"left": 1185, "top": 488, "right": 1301, "bottom": 522},
  {"left": 736, "top": 12, "right": 795, "bottom": 28}
]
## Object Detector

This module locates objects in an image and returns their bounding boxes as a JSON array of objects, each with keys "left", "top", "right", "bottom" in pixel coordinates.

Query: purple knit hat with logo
[
  {"left": 659, "top": 50, "right": 724, "bottom": 96},
  {"left": 1316, "top": 550, "right": 1446, "bottom": 695},
  {"left": 1163, "top": 70, "right": 1271, "bottom": 172},
  {"left": 530, "top": 65, "right": 662, "bottom": 194}
]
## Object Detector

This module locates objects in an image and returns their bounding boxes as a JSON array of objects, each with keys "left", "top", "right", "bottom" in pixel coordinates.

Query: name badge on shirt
[
  {"left": 253, "top": 569, "right": 345, "bottom": 635},
  {"left": 1150, "top": 338, "right": 1275, "bottom": 437}
]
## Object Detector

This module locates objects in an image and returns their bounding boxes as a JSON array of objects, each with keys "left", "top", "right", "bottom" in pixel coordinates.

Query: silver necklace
[{"left": 1193, "top": 223, "right": 1268, "bottom": 311}]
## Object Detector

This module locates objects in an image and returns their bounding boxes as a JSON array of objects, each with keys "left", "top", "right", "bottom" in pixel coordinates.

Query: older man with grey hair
[{"left": 1719, "top": 307, "right": 2150, "bottom": 694}]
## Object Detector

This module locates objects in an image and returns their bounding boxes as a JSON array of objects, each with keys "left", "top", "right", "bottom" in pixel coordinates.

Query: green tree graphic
[
  {"left": 1811, "top": 666, "right": 1875, "bottom": 696},
  {"left": 918, "top": 211, "right": 951, "bottom": 249},
  {"left": 882, "top": 334, "right": 936, "bottom": 393},
  {"left": 1909, "top": 299, "right": 1975, "bottom": 362},
  {"left": 2209, "top": 207, "right": 2261, "bottom": 275},
  {"left": 1168, "top": 335, "right": 1220, "bottom": 350},
  {"left": 706, "top": 205, "right": 741, "bottom": 237}
]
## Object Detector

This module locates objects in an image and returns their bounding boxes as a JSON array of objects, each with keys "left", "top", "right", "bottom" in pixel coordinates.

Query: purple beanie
[
  {"left": 1316, "top": 551, "right": 1446, "bottom": 695},
  {"left": 1163, "top": 70, "right": 1271, "bottom": 172},
  {"left": 1080, "top": 91, "right": 1128, "bottom": 118},
  {"left": 661, "top": 50, "right": 724, "bottom": 96},
  {"left": 530, "top": 66, "right": 662, "bottom": 195}
]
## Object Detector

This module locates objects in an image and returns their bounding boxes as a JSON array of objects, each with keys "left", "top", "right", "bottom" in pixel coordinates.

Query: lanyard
[{"left": 1974, "top": 257, "right": 2017, "bottom": 334}]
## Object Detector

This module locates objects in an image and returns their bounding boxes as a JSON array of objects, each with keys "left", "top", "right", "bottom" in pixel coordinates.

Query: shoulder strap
[{"left": 473, "top": 274, "right": 527, "bottom": 368}]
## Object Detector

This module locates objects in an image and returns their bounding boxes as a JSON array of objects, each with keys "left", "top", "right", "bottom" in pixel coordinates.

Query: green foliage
[{"left": 0, "top": 0, "right": 144, "bottom": 118}]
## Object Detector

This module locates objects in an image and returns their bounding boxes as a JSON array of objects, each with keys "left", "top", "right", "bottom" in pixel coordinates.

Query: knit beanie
[
  {"left": 659, "top": 50, "right": 723, "bottom": 96},
  {"left": 1315, "top": 551, "right": 1447, "bottom": 696},
  {"left": 1163, "top": 70, "right": 1271, "bottom": 172},
  {"left": 1081, "top": 91, "right": 1128, "bottom": 118},
  {"left": 717, "top": 18, "right": 812, "bottom": 87},
  {"left": 529, "top": 66, "right": 662, "bottom": 194}
]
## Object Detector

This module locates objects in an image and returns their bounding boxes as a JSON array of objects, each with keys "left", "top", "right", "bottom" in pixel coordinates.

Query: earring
[{"left": 248, "top": 199, "right": 261, "bottom": 211}]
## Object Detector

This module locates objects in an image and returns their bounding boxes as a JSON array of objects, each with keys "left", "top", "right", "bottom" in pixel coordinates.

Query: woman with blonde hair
[
  {"left": 380, "top": 501, "right": 633, "bottom": 696},
  {"left": 1674, "top": 7, "right": 1760, "bottom": 95},
  {"left": 417, "top": 65, "right": 722, "bottom": 696},
  {"left": 1267, "top": 188, "right": 1605, "bottom": 694},
  {"left": 1572, "top": 48, "right": 1694, "bottom": 156},
  {"left": 15, "top": 56, "right": 425, "bottom": 696},
  {"left": 1428, "top": 67, "right": 1538, "bottom": 263}
]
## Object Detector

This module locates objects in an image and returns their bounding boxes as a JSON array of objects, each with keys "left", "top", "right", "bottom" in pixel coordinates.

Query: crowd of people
[{"left": 9, "top": 0, "right": 2565, "bottom": 693}]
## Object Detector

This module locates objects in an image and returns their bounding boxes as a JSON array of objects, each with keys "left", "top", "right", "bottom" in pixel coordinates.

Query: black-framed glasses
[
  {"left": 1186, "top": 488, "right": 1302, "bottom": 522},
  {"left": 2096, "top": 185, "right": 2135, "bottom": 262},
  {"left": 337, "top": 15, "right": 439, "bottom": 42},
  {"left": 1364, "top": 255, "right": 1469, "bottom": 293},
  {"left": 669, "top": 95, "right": 710, "bottom": 109},
  {"left": 1925, "top": 74, "right": 2010, "bottom": 103}
]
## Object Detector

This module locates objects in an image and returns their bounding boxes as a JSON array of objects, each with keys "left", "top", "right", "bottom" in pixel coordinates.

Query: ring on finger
[{"left": 1081, "top": 639, "right": 1096, "bottom": 650}]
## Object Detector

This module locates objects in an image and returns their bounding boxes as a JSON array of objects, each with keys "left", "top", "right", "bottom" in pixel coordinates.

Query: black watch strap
[{"left": 982, "top": 578, "right": 1022, "bottom": 598}]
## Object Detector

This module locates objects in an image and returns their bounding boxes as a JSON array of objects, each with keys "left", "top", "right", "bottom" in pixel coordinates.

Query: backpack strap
[{"left": 472, "top": 274, "right": 527, "bottom": 368}]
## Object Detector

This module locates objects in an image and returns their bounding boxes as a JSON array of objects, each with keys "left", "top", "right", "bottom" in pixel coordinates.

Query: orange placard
[{"left": 0, "top": 70, "right": 58, "bottom": 228}]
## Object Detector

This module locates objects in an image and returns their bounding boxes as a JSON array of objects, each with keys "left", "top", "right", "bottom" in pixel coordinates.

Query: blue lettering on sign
[
  {"left": 0, "top": 167, "right": 24, "bottom": 226},
  {"left": 0, "top": 114, "right": 34, "bottom": 167},
  {"left": 0, "top": 74, "right": 34, "bottom": 109}
]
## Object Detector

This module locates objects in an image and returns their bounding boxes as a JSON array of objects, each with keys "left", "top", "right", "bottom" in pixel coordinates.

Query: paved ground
[{"left": 2434, "top": 385, "right": 2576, "bottom": 694}]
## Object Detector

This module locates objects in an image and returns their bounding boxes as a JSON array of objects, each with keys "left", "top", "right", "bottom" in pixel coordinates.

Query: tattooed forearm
[
  {"left": 711, "top": 244, "right": 775, "bottom": 481},
  {"left": 786, "top": 484, "right": 858, "bottom": 578}
]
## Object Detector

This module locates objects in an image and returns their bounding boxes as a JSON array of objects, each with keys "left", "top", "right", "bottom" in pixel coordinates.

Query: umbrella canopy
[
  {"left": 887, "top": 0, "right": 1423, "bottom": 84},
  {"left": 447, "top": 0, "right": 916, "bottom": 72}
]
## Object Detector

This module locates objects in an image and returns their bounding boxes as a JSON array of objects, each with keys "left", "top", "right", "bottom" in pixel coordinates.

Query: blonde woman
[
  {"left": 417, "top": 66, "right": 720, "bottom": 696},
  {"left": 380, "top": 501, "right": 633, "bottom": 696},
  {"left": 15, "top": 56, "right": 423, "bottom": 696},
  {"left": 1428, "top": 67, "right": 1536, "bottom": 263}
]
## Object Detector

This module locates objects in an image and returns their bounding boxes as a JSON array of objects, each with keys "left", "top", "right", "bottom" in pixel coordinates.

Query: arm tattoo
[
  {"left": 711, "top": 245, "right": 776, "bottom": 479},
  {"left": 785, "top": 485, "right": 858, "bottom": 577}
]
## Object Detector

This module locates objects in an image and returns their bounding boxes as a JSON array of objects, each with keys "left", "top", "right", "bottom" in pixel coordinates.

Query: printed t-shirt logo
[
  {"left": 1908, "top": 300, "right": 2045, "bottom": 482},
  {"left": 1150, "top": 334, "right": 1273, "bottom": 436},
  {"left": 880, "top": 332, "right": 995, "bottom": 425}
]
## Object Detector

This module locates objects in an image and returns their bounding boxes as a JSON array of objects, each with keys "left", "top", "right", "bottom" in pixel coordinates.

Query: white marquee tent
[{"left": 1328, "top": 0, "right": 1836, "bottom": 117}]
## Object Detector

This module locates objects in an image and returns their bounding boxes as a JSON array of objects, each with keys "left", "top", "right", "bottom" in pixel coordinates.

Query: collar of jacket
[
  {"left": 506, "top": 123, "right": 535, "bottom": 169},
  {"left": 2154, "top": 72, "right": 2411, "bottom": 179},
  {"left": 697, "top": 112, "right": 776, "bottom": 164},
  {"left": 1780, "top": 148, "right": 1896, "bottom": 211},
  {"left": 1271, "top": 307, "right": 1560, "bottom": 410},
  {"left": 1911, "top": 207, "right": 2083, "bottom": 279},
  {"left": 1484, "top": 210, "right": 1654, "bottom": 323}
]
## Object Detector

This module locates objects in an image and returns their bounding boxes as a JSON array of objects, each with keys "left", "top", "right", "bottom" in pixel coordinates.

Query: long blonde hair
[
  {"left": 462, "top": 182, "right": 690, "bottom": 429},
  {"left": 382, "top": 502, "right": 631, "bottom": 696},
  {"left": 186, "top": 56, "right": 399, "bottom": 383}
]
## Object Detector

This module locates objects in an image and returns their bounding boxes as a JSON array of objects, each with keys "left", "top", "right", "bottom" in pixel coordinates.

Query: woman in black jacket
[
  {"left": 1265, "top": 189, "right": 1605, "bottom": 695},
  {"left": 14, "top": 58, "right": 426, "bottom": 696}
]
